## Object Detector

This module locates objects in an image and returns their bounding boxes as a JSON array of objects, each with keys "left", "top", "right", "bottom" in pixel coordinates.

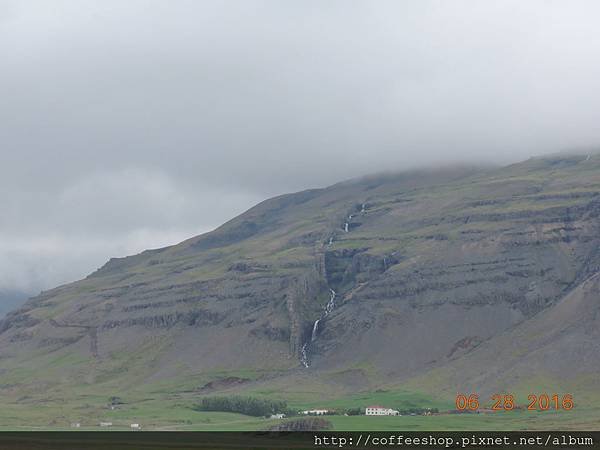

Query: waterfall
[
  {"left": 361, "top": 203, "right": 366, "bottom": 213},
  {"left": 300, "top": 343, "right": 309, "bottom": 368},
  {"left": 328, "top": 237, "right": 333, "bottom": 246},
  {"left": 324, "top": 289, "right": 336, "bottom": 316},
  {"left": 300, "top": 289, "right": 337, "bottom": 367},
  {"left": 344, "top": 214, "right": 353, "bottom": 233},
  {"left": 311, "top": 319, "right": 320, "bottom": 341}
]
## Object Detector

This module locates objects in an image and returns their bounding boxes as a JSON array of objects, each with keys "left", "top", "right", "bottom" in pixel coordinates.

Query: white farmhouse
[
  {"left": 269, "top": 413, "right": 286, "bottom": 419},
  {"left": 130, "top": 423, "right": 141, "bottom": 430},
  {"left": 365, "top": 405, "right": 399, "bottom": 416}
]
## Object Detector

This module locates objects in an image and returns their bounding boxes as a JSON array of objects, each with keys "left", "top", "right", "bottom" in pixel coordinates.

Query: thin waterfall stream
[
  {"left": 300, "top": 288, "right": 336, "bottom": 367},
  {"left": 300, "top": 204, "right": 366, "bottom": 367}
]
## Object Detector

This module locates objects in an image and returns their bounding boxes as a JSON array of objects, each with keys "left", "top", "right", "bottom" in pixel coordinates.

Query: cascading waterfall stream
[
  {"left": 324, "top": 288, "right": 336, "bottom": 316},
  {"left": 300, "top": 204, "right": 366, "bottom": 367},
  {"left": 300, "top": 343, "right": 309, "bottom": 368},
  {"left": 311, "top": 319, "right": 320, "bottom": 342},
  {"left": 301, "top": 288, "right": 336, "bottom": 367},
  {"left": 343, "top": 214, "right": 353, "bottom": 233}
]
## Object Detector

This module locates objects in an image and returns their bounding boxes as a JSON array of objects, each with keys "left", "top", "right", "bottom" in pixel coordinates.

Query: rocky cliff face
[{"left": 1, "top": 154, "right": 600, "bottom": 397}]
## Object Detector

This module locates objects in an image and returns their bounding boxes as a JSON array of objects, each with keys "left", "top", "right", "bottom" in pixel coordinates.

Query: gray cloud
[{"left": 2, "top": 0, "right": 600, "bottom": 293}]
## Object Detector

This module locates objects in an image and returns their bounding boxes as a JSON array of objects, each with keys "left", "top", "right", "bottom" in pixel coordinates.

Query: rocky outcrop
[
  {"left": 198, "top": 377, "right": 250, "bottom": 392},
  {"left": 101, "top": 309, "right": 226, "bottom": 329},
  {"left": 285, "top": 268, "right": 326, "bottom": 357}
]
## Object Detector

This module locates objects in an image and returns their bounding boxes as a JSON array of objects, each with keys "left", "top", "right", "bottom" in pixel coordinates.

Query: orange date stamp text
[{"left": 455, "top": 393, "right": 574, "bottom": 412}]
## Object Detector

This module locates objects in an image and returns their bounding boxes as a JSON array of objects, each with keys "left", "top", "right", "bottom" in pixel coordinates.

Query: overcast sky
[{"left": 2, "top": 0, "right": 600, "bottom": 295}]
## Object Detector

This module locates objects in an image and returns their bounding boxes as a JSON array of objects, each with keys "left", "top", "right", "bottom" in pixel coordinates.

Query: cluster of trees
[
  {"left": 195, "top": 396, "right": 291, "bottom": 417},
  {"left": 345, "top": 408, "right": 363, "bottom": 416},
  {"left": 269, "top": 418, "right": 332, "bottom": 431},
  {"left": 108, "top": 396, "right": 124, "bottom": 406}
]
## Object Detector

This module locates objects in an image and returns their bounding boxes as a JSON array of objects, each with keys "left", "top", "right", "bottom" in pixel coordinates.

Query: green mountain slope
[{"left": 1, "top": 153, "right": 600, "bottom": 428}]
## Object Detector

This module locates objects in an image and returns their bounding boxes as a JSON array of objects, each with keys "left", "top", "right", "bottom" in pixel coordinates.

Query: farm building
[{"left": 365, "top": 406, "right": 399, "bottom": 416}]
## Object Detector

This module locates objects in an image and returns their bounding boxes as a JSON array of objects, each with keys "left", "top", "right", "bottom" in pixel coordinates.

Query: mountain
[
  {"left": 416, "top": 269, "right": 600, "bottom": 399},
  {"left": 1, "top": 153, "right": 600, "bottom": 428}
]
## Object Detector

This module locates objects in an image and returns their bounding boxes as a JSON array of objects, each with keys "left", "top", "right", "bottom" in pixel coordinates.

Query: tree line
[{"left": 195, "top": 395, "right": 291, "bottom": 417}]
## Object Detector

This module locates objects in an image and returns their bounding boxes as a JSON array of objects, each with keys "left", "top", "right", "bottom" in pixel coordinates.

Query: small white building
[
  {"left": 300, "top": 409, "right": 331, "bottom": 415},
  {"left": 365, "top": 405, "right": 399, "bottom": 416},
  {"left": 269, "top": 413, "right": 286, "bottom": 419},
  {"left": 130, "top": 423, "right": 141, "bottom": 430},
  {"left": 70, "top": 422, "right": 81, "bottom": 428},
  {"left": 99, "top": 422, "right": 113, "bottom": 427}
]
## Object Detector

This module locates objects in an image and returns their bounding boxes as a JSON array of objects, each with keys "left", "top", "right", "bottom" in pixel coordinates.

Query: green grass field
[{"left": 0, "top": 380, "right": 597, "bottom": 431}]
